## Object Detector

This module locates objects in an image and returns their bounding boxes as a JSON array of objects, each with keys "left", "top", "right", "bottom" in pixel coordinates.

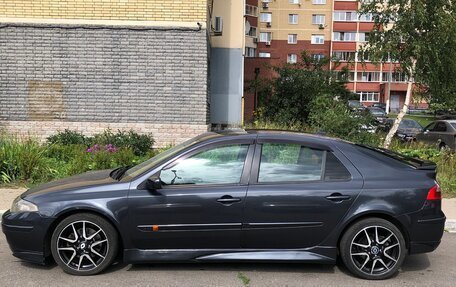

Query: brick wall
[
  {"left": 0, "top": 0, "right": 207, "bottom": 22},
  {"left": 0, "top": 23, "right": 210, "bottom": 146}
]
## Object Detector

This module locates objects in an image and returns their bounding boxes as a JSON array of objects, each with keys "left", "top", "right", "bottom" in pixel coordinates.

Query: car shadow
[{"left": 124, "top": 262, "right": 336, "bottom": 274}]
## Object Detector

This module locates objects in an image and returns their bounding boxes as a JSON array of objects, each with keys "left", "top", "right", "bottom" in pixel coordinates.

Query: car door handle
[
  {"left": 216, "top": 196, "right": 241, "bottom": 205},
  {"left": 325, "top": 193, "right": 351, "bottom": 202}
]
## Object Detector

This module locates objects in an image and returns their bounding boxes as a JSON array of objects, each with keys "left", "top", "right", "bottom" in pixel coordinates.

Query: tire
[
  {"left": 340, "top": 218, "right": 406, "bottom": 280},
  {"left": 50, "top": 213, "right": 118, "bottom": 276}
]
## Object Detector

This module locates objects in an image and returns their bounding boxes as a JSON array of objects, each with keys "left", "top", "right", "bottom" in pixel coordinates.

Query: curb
[{"left": 446, "top": 220, "right": 456, "bottom": 233}]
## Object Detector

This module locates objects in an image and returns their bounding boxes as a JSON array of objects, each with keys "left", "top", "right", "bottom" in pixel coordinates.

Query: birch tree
[{"left": 359, "top": 0, "right": 456, "bottom": 148}]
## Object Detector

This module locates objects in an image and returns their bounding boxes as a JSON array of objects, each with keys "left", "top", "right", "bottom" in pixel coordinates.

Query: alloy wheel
[
  {"left": 56, "top": 220, "right": 109, "bottom": 271},
  {"left": 350, "top": 225, "right": 401, "bottom": 276}
]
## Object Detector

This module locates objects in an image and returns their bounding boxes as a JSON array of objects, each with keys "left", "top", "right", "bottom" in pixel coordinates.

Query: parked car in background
[
  {"left": 348, "top": 100, "right": 366, "bottom": 111},
  {"left": 372, "top": 103, "right": 386, "bottom": 111},
  {"left": 416, "top": 120, "right": 456, "bottom": 149},
  {"left": 368, "top": 107, "right": 387, "bottom": 124},
  {"left": 379, "top": 118, "right": 423, "bottom": 142},
  {"left": 2, "top": 130, "right": 445, "bottom": 280}
]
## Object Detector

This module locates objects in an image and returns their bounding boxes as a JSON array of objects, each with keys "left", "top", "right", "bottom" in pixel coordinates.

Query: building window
[
  {"left": 287, "top": 54, "right": 298, "bottom": 64},
  {"left": 359, "top": 13, "right": 374, "bottom": 22},
  {"left": 288, "top": 14, "right": 299, "bottom": 24},
  {"left": 358, "top": 92, "right": 380, "bottom": 102},
  {"left": 358, "top": 32, "right": 370, "bottom": 42},
  {"left": 311, "top": 35, "right": 325, "bottom": 44},
  {"left": 259, "top": 52, "right": 271, "bottom": 58},
  {"left": 333, "top": 32, "right": 356, "bottom": 42},
  {"left": 333, "top": 11, "right": 358, "bottom": 21},
  {"left": 382, "top": 72, "right": 408, "bottom": 82},
  {"left": 245, "top": 5, "right": 258, "bottom": 17},
  {"left": 312, "top": 54, "right": 325, "bottom": 61},
  {"left": 357, "top": 72, "right": 381, "bottom": 82},
  {"left": 245, "top": 47, "right": 256, "bottom": 58},
  {"left": 312, "top": 14, "right": 325, "bottom": 25},
  {"left": 332, "top": 51, "right": 356, "bottom": 61},
  {"left": 289, "top": 0, "right": 300, "bottom": 4},
  {"left": 260, "top": 13, "right": 272, "bottom": 23},
  {"left": 334, "top": 71, "right": 355, "bottom": 82},
  {"left": 312, "top": 0, "right": 326, "bottom": 4},
  {"left": 247, "top": 26, "right": 257, "bottom": 37},
  {"left": 288, "top": 34, "right": 298, "bottom": 44},
  {"left": 259, "top": 32, "right": 272, "bottom": 42},
  {"left": 358, "top": 51, "right": 370, "bottom": 62}
]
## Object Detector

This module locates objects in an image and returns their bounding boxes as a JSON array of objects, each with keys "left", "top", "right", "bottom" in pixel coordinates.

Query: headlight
[{"left": 10, "top": 196, "right": 38, "bottom": 213}]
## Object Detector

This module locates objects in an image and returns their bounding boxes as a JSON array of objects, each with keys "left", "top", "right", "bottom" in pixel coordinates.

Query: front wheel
[
  {"left": 51, "top": 213, "right": 118, "bottom": 275},
  {"left": 340, "top": 218, "right": 406, "bottom": 280}
]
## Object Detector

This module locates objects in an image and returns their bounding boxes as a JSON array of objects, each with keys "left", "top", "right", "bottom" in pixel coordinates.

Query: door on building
[{"left": 390, "top": 94, "right": 400, "bottom": 113}]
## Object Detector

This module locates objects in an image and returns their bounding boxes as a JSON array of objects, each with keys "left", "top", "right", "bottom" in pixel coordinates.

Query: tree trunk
[{"left": 383, "top": 59, "right": 416, "bottom": 149}]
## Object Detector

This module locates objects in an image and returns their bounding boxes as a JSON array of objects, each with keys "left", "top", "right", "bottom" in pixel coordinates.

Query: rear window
[
  {"left": 354, "top": 144, "right": 436, "bottom": 170},
  {"left": 451, "top": 123, "right": 456, "bottom": 129},
  {"left": 324, "top": 152, "right": 351, "bottom": 181}
]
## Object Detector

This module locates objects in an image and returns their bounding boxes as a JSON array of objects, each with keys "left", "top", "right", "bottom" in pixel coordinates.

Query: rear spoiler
[{"left": 356, "top": 144, "right": 437, "bottom": 170}]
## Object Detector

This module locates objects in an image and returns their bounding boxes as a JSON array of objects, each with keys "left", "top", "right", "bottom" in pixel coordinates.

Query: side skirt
[{"left": 123, "top": 247, "right": 337, "bottom": 264}]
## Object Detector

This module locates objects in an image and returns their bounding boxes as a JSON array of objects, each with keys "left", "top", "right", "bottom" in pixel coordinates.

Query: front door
[
  {"left": 242, "top": 141, "right": 363, "bottom": 249},
  {"left": 128, "top": 140, "right": 254, "bottom": 249},
  {"left": 390, "top": 94, "right": 400, "bottom": 113}
]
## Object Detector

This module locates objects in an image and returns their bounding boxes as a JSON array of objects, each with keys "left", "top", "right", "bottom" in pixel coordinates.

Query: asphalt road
[{"left": 0, "top": 234, "right": 454, "bottom": 287}]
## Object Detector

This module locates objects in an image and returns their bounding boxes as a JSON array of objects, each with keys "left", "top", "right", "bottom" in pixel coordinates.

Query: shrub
[
  {"left": 47, "top": 129, "right": 89, "bottom": 146},
  {"left": 91, "top": 129, "right": 154, "bottom": 156}
]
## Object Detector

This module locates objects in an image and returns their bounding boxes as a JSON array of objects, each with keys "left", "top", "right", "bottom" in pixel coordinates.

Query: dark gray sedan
[
  {"left": 2, "top": 130, "right": 445, "bottom": 280},
  {"left": 416, "top": 120, "right": 456, "bottom": 149}
]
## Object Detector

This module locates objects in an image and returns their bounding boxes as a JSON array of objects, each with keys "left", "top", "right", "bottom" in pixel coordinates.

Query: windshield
[
  {"left": 349, "top": 101, "right": 361, "bottom": 108},
  {"left": 121, "top": 133, "right": 219, "bottom": 181},
  {"left": 369, "top": 108, "right": 385, "bottom": 115},
  {"left": 399, "top": 119, "right": 423, "bottom": 129},
  {"left": 451, "top": 123, "right": 456, "bottom": 129}
]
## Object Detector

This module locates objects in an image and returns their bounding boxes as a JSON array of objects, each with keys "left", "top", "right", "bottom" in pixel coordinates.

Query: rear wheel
[
  {"left": 340, "top": 218, "right": 406, "bottom": 280},
  {"left": 51, "top": 213, "right": 118, "bottom": 275}
]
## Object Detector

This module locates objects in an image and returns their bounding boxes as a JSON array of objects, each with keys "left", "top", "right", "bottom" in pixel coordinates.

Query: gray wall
[
  {"left": 209, "top": 47, "right": 243, "bottom": 125},
  {"left": 0, "top": 24, "right": 209, "bottom": 124}
]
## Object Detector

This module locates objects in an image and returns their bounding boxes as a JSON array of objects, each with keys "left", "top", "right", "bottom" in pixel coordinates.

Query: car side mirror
[
  {"left": 424, "top": 129, "right": 429, "bottom": 134},
  {"left": 138, "top": 177, "right": 162, "bottom": 191}
]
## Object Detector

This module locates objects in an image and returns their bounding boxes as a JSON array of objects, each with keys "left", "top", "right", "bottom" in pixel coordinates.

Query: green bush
[{"left": 47, "top": 129, "right": 89, "bottom": 146}]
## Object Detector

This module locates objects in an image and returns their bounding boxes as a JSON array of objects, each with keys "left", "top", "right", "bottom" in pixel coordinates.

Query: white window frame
[
  {"left": 333, "top": 11, "right": 358, "bottom": 21},
  {"left": 245, "top": 5, "right": 258, "bottom": 17},
  {"left": 358, "top": 32, "right": 370, "bottom": 42},
  {"left": 358, "top": 92, "right": 380, "bottom": 102},
  {"left": 289, "top": 0, "right": 300, "bottom": 4},
  {"left": 288, "top": 14, "right": 299, "bottom": 24},
  {"left": 260, "top": 13, "right": 272, "bottom": 23},
  {"left": 287, "top": 54, "right": 298, "bottom": 64},
  {"left": 288, "top": 34, "right": 298, "bottom": 44},
  {"left": 259, "top": 32, "right": 272, "bottom": 42},
  {"left": 333, "top": 32, "right": 356, "bottom": 42},
  {"left": 259, "top": 52, "right": 271, "bottom": 58},
  {"left": 357, "top": 72, "right": 381, "bottom": 82},
  {"left": 312, "top": 54, "right": 325, "bottom": 61},
  {"left": 333, "top": 51, "right": 356, "bottom": 62},
  {"left": 312, "top": 14, "right": 325, "bottom": 25},
  {"left": 311, "top": 35, "right": 325, "bottom": 44},
  {"left": 245, "top": 47, "right": 256, "bottom": 58},
  {"left": 312, "top": 0, "right": 326, "bottom": 4}
]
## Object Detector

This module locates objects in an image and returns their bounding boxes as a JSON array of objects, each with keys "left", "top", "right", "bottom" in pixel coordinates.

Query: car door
[
  {"left": 242, "top": 139, "right": 363, "bottom": 249},
  {"left": 418, "top": 122, "right": 437, "bottom": 144},
  {"left": 128, "top": 139, "right": 255, "bottom": 250}
]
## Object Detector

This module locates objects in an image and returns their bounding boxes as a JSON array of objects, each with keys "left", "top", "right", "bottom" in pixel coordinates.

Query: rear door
[{"left": 242, "top": 139, "right": 363, "bottom": 249}]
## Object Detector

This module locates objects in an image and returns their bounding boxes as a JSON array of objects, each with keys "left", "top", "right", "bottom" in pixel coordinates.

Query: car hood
[
  {"left": 22, "top": 169, "right": 117, "bottom": 198},
  {"left": 398, "top": 128, "right": 421, "bottom": 136}
]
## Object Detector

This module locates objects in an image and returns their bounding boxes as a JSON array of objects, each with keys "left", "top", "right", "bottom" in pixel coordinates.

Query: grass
[
  {"left": 237, "top": 272, "right": 251, "bottom": 287},
  {"left": 388, "top": 113, "right": 436, "bottom": 127}
]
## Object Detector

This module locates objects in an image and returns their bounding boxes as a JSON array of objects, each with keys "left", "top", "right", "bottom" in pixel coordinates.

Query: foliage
[
  {"left": 47, "top": 129, "right": 89, "bottom": 146},
  {"left": 359, "top": 0, "right": 456, "bottom": 107},
  {"left": 47, "top": 129, "right": 154, "bottom": 156},
  {"left": 255, "top": 52, "right": 356, "bottom": 126}
]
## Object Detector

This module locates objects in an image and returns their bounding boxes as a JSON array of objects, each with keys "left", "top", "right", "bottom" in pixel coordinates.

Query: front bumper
[{"left": 2, "top": 210, "right": 54, "bottom": 264}]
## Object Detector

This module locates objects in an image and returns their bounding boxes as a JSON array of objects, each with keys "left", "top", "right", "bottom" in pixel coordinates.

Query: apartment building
[
  {"left": 243, "top": 0, "right": 421, "bottom": 122},
  {"left": 0, "top": 0, "right": 245, "bottom": 146}
]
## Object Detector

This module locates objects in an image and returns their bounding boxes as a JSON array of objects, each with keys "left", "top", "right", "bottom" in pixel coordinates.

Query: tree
[
  {"left": 359, "top": 0, "right": 456, "bottom": 148},
  {"left": 256, "top": 52, "right": 354, "bottom": 127}
]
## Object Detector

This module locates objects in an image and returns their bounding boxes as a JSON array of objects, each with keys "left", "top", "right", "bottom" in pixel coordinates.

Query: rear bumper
[
  {"left": 397, "top": 206, "right": 446, "bottom": 255},
  {"left": 2, "top": 210, "right": 54, "bottom": 264}
]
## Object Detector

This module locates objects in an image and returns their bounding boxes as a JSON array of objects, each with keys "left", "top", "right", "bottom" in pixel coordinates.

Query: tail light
[{"left": 427, "top": 184, "right": 442, "bottom": 201}]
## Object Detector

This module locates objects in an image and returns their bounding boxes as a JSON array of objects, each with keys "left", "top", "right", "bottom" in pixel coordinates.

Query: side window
[
  {"left": 258, "top": 143, "right": 324, "bottom": 183},
  {"left": 324, "top": 152, "right": 351, "bottom": 181},
  {"left": 434, "top": 122, "right": 447, "bottom": 132},
  {"left": 425, "top": 122, "right": 436, "bottom": 131},
  {"left": 160, "top": 145, "right": 249, "bottom": 186}
]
